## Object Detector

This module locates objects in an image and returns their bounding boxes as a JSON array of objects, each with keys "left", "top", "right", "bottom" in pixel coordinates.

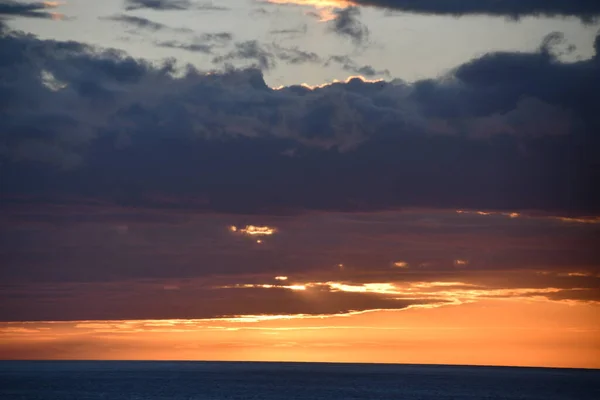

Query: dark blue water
[{"left": 0, "top": 361, "right": 598, "bottom": 399}]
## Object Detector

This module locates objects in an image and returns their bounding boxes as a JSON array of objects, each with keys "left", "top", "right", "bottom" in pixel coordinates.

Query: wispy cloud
[
  {"left": 124, "top": 0, "right": 229, "bottom": 11},
  {"left": 155, "top": 32, "right": 232, "bottom": 53},
  {"left": 102, "top": 14, "right": 192, "bottom": 33},
  {"left": 124, "top": 0, "right": 193, "bottom": 11},
  {"left": 325, "top": 55, "right": 389, "bottom": 77},
  {"left": 328, "top": 7, "right": 369, "bottom": 45},
  {"left": 0, "top": 0, "right": 64, "bottom": 20}
]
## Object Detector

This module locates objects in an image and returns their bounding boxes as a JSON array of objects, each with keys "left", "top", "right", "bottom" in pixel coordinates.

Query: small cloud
[
  {"left": 0, "top": 0, "right": 65, "bottom": 20},
  {"left": 102, "top": 14, "right": 174, "bottom": 32},
  {"left": 454, "top": 259, "right": 469, "bottom": 266},
  {"left": 124, "top": 0, "right": 228, "bottom": 11},
  {"left": 156, "top": 32, "right": 232, "bottom": 54},
  {"left": 269, "top": 24, "right": 308, "bottom": 36},
  {"left": 325, "top": 55, "right": 389, "bottom": 77},
  {"left": 196, "top": 2, "right": 229, "bottom": 11},
  {"left": 393, "top": 261, "right": 408, "bottom": 268},
  {"left": 125, "top": 0, "right": 192, "bottom": 11},
  {"left": 274, "top": 276, "right": 288, "bottom": 281},
  {"left": 213, "top": 41, "right": 276, "bottom": 70},
  {"left": 329, "top": 7, "right": 369, "bottom": 46},
  {"left": 156, "top": 40, "right": 213, "bottom": 54},
  {"left": 272, "top": 43, "right": 321, "bottom": 64}
]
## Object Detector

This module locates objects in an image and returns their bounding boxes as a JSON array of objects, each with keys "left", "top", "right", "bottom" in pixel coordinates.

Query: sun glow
[
  {"left": 2, "top": 298, "right": 599, "bottom": 368},
  {"left": 237, "top": 225, "right": 276, "bottom": 236},
  {"left": 264, "top": 0, "right": 354, "bottom": 21}
]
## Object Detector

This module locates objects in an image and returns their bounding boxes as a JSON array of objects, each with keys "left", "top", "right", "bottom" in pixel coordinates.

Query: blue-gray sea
[{"left": 1, "top": 361, "right": 598, "bottom": 400}]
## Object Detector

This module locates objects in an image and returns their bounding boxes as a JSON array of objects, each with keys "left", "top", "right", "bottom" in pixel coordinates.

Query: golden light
[
  {"left": 229, "top": 225, "right": 238, "bottom": 232},
  {"left": 393, "top": 261, "right": 408, "bottom": 268},
  {"left": 275, "top": 276, "right": 288, "bottom": 281},
  {"left": 239, "top": 225, "right": 276, "bottom": 236},
  {"left": 263, "top": 0, "right": 354, "bottom": 21}
]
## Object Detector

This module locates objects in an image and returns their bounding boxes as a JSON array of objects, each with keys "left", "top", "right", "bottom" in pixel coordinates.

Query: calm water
[{"left": 0, "top": 361, "right": 598, "bottom": 400}]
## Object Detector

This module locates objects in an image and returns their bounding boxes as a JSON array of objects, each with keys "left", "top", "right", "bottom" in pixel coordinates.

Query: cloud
[
  {"left": 102, "top": 14, "right": 192, "bottom": 33},
  {"left": 369, "top": 0, "right": 600, "bottom": 21},
  {"left": 269, "top": 24, "right": 308, "bottom": 36},
  {"left": 212, "top": 40, "right": 321, "bottom": 70},
  {"left": 196, "top": 2, "right": 229, "bottom": 11},
  {"left": 0, "top": 0, "right": 63, "bottom": 20},
  {"left": 272, "top": 43, "right": 321, "bottom": 64},
  {"left": 213, "top": 40, "right": 276, "bottom": 70},
  {"left": 1, "top": 204, "right": 598, "bottom": 321},
  {"left": 124, "top": 0, "right": 193, "bottom": 10},
  {"left": 329, "top": 7, "right": 369, "bottom": 45},
  {"left": 325, "top": 55, "right": 389, "bottom": 77},
  {"left": 266, "top": 1, "right": 600, "bottom": 21},
  {"left": 155, "top": 32, "right": 233, "bottom": 53},
  {"left": 0, "top": 29, "right": 599, "bottom": 214},
  {"left": 124, "top": 0, "right": 228, "bottom": 11},
  {"left": 156, "top": 40, "right": 213, "bottom": 53}
]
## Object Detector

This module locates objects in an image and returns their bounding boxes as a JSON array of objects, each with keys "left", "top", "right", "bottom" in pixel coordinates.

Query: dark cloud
[
  {"left": 0, "top": 206, "right": 598, "bottom": 321},
  {"left": 156, "top": 40, "right": 213, "bottom": 53},
  {"left": 101, "top": 14, "right": 191, "bottom": 32},
  {"left": 0, "top": 281, "right": 435, "bottom": 321},
  {"left": 272, "top": 43, "right": 320, "bottom": 65},
  {"left": 356, "top": 0, "right": 600, "bottom": 21},
  {"left": 269, "top": 24, "right": 308, "bottom": 36},
  {"left": 155, "top": 32, "right": 232, "bottom": 53},
  {"left": 124, "top": 0, "right": 192, "bottom": 10},
  {"left": 213, "top": 40, "right": 276, "bottom": 70},
  {"left": 212, "top": 41, "right": 320, "bottom": 70},
  {"left": 195, "top": 2, "right": 229, "bottom": 11},
  {"left": 0, "top": 29, "right": 599, "bottom": 215},
  {"left": 0, "top": 0, "right": 62, "bottom": 20},
  {"left": 329, "top": 7, "right": 369, "bottom": 46},
  {"left": 124, "top": 0, "right": 228, "bottom": 11},
  {"left": 325, "top": 55, "right": 389, "bottom": 77}
]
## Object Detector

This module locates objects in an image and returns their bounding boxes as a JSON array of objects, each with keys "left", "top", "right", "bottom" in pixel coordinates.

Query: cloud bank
[{"left": 0, "top": 28, "right": 599, "bottom": 215}]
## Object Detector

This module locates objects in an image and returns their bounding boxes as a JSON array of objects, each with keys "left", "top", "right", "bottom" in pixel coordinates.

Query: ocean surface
[{"left": 0, "top": 361, "right": 598, "bottom": 400}]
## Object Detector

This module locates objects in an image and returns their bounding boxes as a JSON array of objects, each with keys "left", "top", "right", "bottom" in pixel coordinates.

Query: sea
[{"left": 0, "top": 361, "right": 598, "bottom": 400}]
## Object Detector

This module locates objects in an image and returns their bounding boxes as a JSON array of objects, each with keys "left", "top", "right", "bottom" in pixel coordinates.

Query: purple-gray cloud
[{"left": 0, "top": 29, "right": 599, "bottom": 215}]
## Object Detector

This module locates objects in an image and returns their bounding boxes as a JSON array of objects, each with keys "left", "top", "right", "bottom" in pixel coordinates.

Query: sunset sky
[{"left": 1, "top": 0, "right": 599, "bottom": 369}]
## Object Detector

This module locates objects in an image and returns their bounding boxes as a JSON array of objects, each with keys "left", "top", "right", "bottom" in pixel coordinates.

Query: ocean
[{"left": 0, "top": 361, "right": 598, "bottom": 399}]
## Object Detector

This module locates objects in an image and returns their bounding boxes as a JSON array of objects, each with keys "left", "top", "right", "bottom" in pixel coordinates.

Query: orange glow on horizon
[{"left": 1, "top": 299, "right": 598, "bottom": 369}]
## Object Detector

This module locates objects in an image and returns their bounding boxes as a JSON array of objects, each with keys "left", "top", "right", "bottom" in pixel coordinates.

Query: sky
[{"left": 0, "top": 0, "right": 599, "bottom": 368}]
